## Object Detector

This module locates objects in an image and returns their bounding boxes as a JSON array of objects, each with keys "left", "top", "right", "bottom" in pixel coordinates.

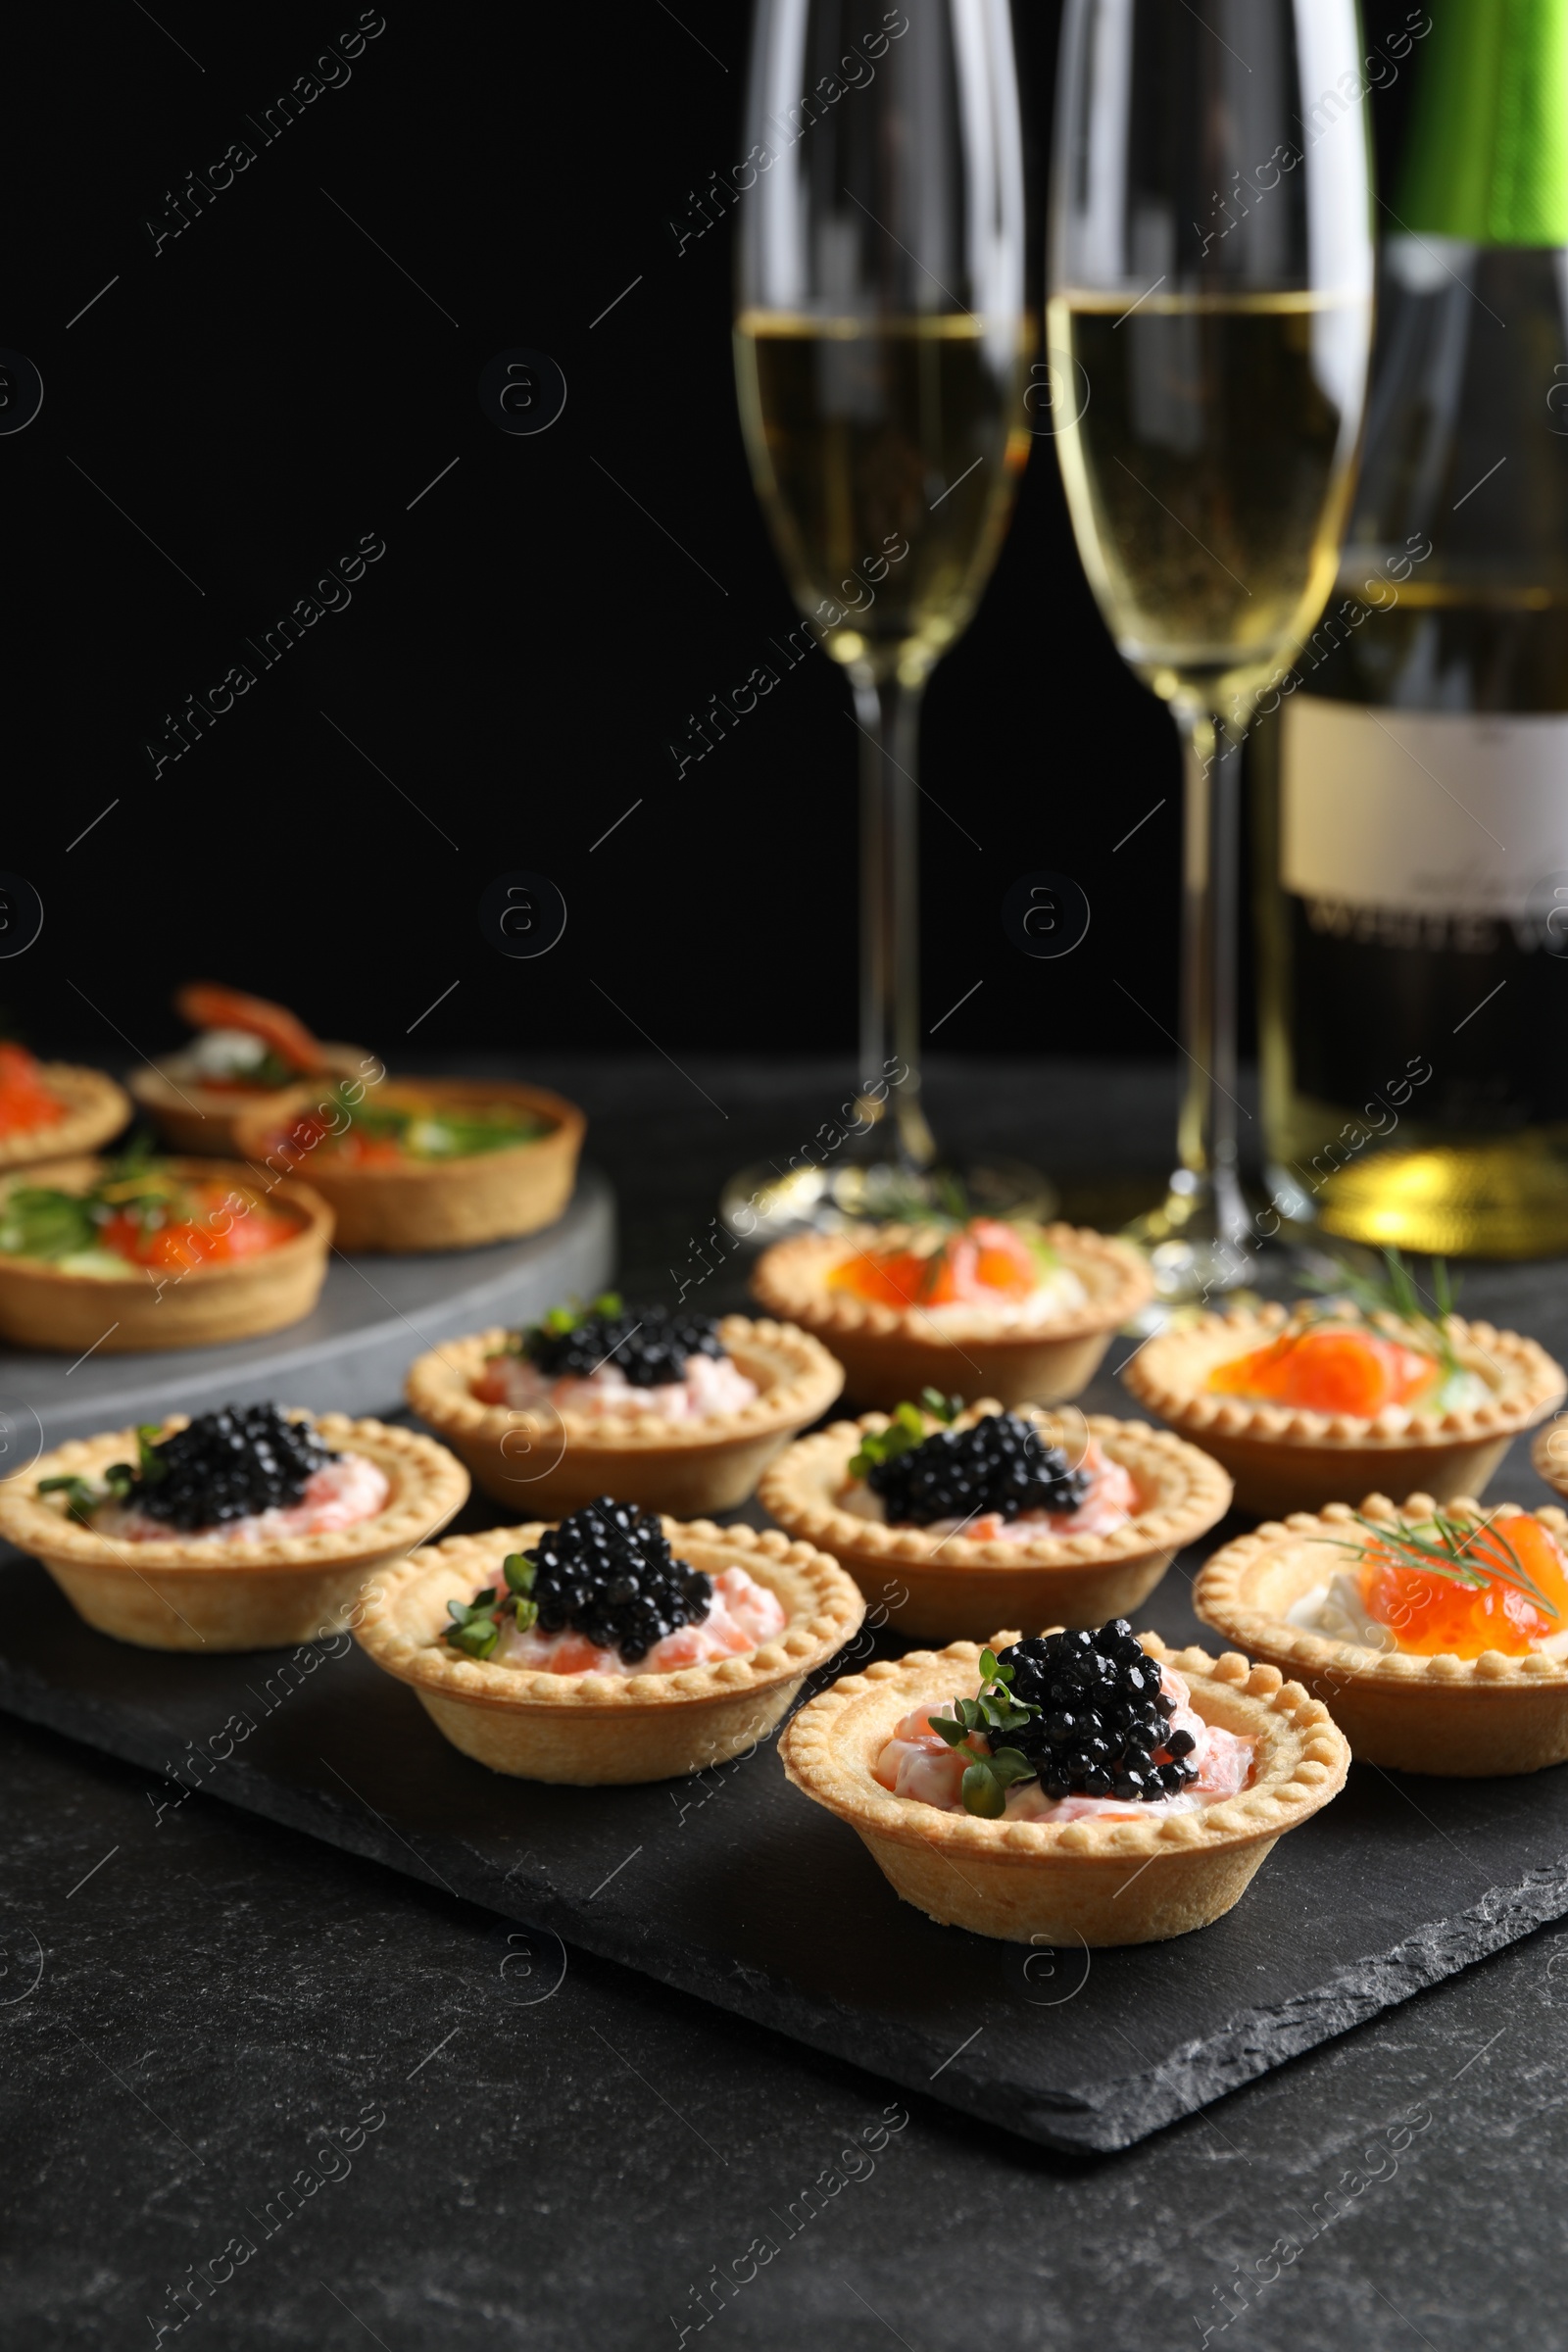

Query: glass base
[
  {"left": 1120, "top": 1184, "right": 1391, "bottom": 1332},
  {"left": 719, "top": 1154, "right": 1056, "bottom": 1247},
  {"left": 1121, "top": 1170, "right": 1262, "bottom": 1322}
]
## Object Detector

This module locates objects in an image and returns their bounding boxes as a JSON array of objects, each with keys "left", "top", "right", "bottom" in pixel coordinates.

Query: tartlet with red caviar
[
  {"left": 235, "top": 1076, "right": 584, "bottom": 1252},
  {"left": 0, "top": 1152, "right": 333, "bottom": 1350},
  {"left": 1195, "top": 1493, "right": 1568, "bottom": 1776},
  {"left": 1122, "top": 1294, "right": 1562, "bottom": 1518},
  {"left": 128, "top": 983, "right": 368, "bottom": 1156},
  {"left": 0, "top": 1045, "right": 130, "bottom": 1172},
  {"left": 758, "top": 1396, "right": 1231, "bottom": 1639},
  {"left": 354, "top": 1499, "right": 864, "bottom": 1783},
  {"left": 780, "top": 1621, "right": 1348, "bottom": 1945},
  {"left": 752, "top": 1216, "right": 1152, "bottom": 1410},
  {"left": 0, "top": 1403, "right": 468, "bottom": 1649},
  {"left": 406, "top": 1298, "right": 843, "bottom": 1517}
]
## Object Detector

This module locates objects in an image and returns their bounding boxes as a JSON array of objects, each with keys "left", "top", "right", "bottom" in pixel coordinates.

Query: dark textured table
[{"left": 6, "top": 1057, "right": 1568, "bottom": 2351}]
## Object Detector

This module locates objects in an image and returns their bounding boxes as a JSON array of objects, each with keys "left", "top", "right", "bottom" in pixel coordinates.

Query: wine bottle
[{"left": 1257, "top": 0, "right": 1568, "bottom": 1257}]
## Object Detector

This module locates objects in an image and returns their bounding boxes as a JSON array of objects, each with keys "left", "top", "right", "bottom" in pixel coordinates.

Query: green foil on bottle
[{"left": 1398, "top": 0, "right": 1568, "bottom": 244}]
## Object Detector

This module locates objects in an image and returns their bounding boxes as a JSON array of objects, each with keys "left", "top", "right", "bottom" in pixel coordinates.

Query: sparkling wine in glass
[
  {"left": 1049, "top": 0, "right": 1374, "bottom": 1299},
  {"left": 725, "top": 0, "right": 1034, "bottom": 1235}
]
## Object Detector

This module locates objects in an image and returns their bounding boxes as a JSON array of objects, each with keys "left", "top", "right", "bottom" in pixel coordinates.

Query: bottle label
[{"left": 1282, "top": 697, "right": 1568, "bottom": 926}]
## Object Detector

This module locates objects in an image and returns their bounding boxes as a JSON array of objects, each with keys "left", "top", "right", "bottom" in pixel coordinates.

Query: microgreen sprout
[
  {"left": 848, "top": 1389, "right": 962, "bottom": 1482},
  {"left": 926, "top": 1646, "right": 1044, "bottom": 1817}
]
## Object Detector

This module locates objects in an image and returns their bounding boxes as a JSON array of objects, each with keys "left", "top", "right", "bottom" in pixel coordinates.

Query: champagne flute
[
  {"left": 1049, "top": 0, "right": 1373, "bottom": 1300},
  {"left": 724, "top": 0, "right": 1034, "bottom": 1236}
]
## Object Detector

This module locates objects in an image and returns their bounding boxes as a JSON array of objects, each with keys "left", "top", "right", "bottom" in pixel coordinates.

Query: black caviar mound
[
  {"left": 125, "top": 1404, "right": 338, "bottom": 1530},
  {"left": 868, "top": 1410, "right": 1092, "bottom": 1527},
  {"left": 995, "top": 1622, "right": 1197, "bottom": 1802},
  {"left": 525, "top": 1497, "right": 713, "bottom": 1661},
  {"left": 523, "top": 1305, "right": 725, "bottom": 1389}
]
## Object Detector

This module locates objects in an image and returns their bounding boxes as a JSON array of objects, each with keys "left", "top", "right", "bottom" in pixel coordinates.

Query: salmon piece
[
  {"left": 833, "top": 1217, "right": 1044, "bottom": 1307},
  {"left": 174, "top": 983, "right": 327, "bottom": 1074},
  {"left": 1361, "top": 1512, "right": 1568, "bottom": 1657},
  {"left": 548, "top": 1634, "right": 606, "bottom": 1674},
  {"left": 1207, "top": 1327, "right": 1441, "bottom": 1416}
]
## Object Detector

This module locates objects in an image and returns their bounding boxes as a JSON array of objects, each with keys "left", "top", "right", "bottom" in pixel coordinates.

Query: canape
[
  {"left": 759, "top": 1396, "right": 1231, "bottom": 1639},
  {"left": 0, "top": 1404, "right": 468, "bottom": 1650},
  {"left": 1531, "top": 1419, "right": 1568, "bottom": 1499},
  {"left": 780, "top": 1621, "right": 1348, "bottom": 1945},
  {"left": 0, "top": 1044, "right": 130, "bottom": 1171},
  {"left": 406, "top": 1298, "right": 845, "bottom": 1516},
  {"left": 1195, "top": 1491, "right": 1568, "bottom": 1776},
  {"left": 0, "top": 1153, "right": 332, "bottom": 1350},
  {"left": 354, "top": 1499, "right": 864, "bottom": 1783},
  {"left": 1121, "top": 1298, "right": 1563, "bottom": 1518},
  {"left": 751, "top": 1216, "right": 1152, "bottom": 1409},
  {"left": 235, "top": 1077, "right": 584, "bottom": 1252},
  {"left": 128, "top": 983, "right": 368, "bottom": 1156}
]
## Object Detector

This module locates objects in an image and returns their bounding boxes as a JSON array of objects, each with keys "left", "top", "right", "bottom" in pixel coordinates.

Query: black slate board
[{"left": 4, "top": 1544, "right": 1568, "bottom": 2153}]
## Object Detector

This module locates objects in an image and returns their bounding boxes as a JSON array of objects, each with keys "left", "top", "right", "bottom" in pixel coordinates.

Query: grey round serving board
[{"left": 0, "top": 1166, "right": 614, "bottom": 1455}]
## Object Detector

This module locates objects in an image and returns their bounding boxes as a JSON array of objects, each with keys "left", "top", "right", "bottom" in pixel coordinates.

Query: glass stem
[
  {"left": 854, "top": 672, "right": 936, "bottom": 1170},
  {"left": 1173, "top": 707, "right": 1251, "bottom": 1256}
]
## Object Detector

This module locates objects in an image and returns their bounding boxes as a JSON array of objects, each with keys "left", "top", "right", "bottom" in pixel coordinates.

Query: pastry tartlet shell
[
  {"left": 780, "top": 1634, "right": 1348, "bottom": 1945},
  {"left": 1530, "top": 1420, "right": 1568, "bottom": 1499},
  {"left": 0, "top": 1414, "right": 469, "bottom": 1651},
  {"left": 405, "top": 1315, "right": 845, "bottom": 1516},
  {"left": 354, "top": 1518, "right": 865, "bottom": 1784},
  {"left": 0, "top": 1064, "right": 130, "bottom": 1171},
  {"left": 128, "top": 1045, "right": 367, "bottom": 1157},
  {"left": 1194, "top": 1491, "right": 1568, "bottom": 1777},
  {"left": 233, "top": 1078, "right": 586, "bottom": 1253},
  {"left": 758, "top": 1404, "right": 1232, "bottom": 1639},
  {"left": 751, "top": 1222, "right": 1153, "bottom": 1410},
  {"left": 1122, "top": 1304, "right": 1564, "bottom": 1517},
  {"left": 0, "top": 1155, "right": 334, "bottom": 1351}
]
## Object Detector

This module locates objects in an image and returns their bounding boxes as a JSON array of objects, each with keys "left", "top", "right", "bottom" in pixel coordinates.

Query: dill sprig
[
  {"left": 1297, "top": 1247, "right": 1462, "bottom": 1378},
  {"left": 1333, "top": 1508, "right": 1558, "bottom": 1623}
]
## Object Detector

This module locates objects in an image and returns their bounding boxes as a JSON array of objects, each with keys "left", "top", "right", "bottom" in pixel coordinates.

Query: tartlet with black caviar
[
  {"left": 1195, "top": 1491, "right": 1568, "bottom": 1776},
  {"left": 0, "top": 1043, "right": 129, "bottom": 1171},
  {"left": 752, "top": 1216, "right": 1152, "bottom": 1408},
  {"left": 0, "top": 1152, "right": 333, "bottom": 1350},
  {"left": 758, "top": 1396, "right": 1231, "bottom": 1638},
  {"left": 235, "top": 1075, "right": 584, "bottom": 1251},
  {"left": 1121, "top": 1281, "right": 1563, "bottom": 1517},
  {"left": 405, "top": 1298, "right": 844, "bottom": 1515},
  {"left": 780, "top": 1621, "right": 1348, "bottom": 1945},
  {"left": 128, "top": 982, "right": 368, "bottom": 1156},
  {"left": 354, "top": 1497, "right": 863, "bottom": 1783},
  {"left": 0, "top": 1404, "right": 468, "bottom": 1649}
]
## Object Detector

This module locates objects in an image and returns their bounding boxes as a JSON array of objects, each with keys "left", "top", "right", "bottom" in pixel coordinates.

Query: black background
[{"left": 2, "top": 0, "right": 1417, "bottom": 1070}]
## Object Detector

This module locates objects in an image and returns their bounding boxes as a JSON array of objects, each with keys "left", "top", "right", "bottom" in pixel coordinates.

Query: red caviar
[
  {"left": 0, "top": 1044, "right": 66, "bottom": 1138},
  {"left": 1358, "top": 1514, "right": 1568, "bottom": 1658},
  {"left": 832, "top": 1217, "right": 1044, "bottom": 1308},
  {"left": 1207, "top": 1327, "right": 1441, "bottom": 1417}
]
